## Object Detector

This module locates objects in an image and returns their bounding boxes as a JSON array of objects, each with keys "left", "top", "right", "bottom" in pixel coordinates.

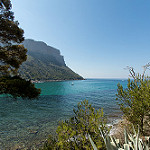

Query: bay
[{"left": 0, "top": 79, "right": 127, "bottom": 149}]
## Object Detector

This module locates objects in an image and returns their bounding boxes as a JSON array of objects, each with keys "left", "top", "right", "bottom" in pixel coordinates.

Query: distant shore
[{"left": 31, "top": 79, "right": 85, "bottom": 83}]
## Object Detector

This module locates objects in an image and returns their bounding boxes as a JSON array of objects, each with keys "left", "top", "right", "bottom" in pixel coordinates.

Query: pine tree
[
  {"left": 0, "top": 0, "right": 41, "bottom": 99},
  {"left": 116, "top": 65, "right": 150, "bottom": 134}
]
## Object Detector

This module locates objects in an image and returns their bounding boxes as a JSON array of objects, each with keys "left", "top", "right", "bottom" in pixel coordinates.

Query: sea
[{"left": 0, "top": 79, "right": 127, "bottom": 149}]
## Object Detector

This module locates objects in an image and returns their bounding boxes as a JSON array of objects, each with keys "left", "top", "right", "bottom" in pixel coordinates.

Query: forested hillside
[{"left": 19, "top": 39, "right": 83, "bottom": 81}]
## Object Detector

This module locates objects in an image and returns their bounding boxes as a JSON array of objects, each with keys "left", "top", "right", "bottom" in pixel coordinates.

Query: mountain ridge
[{"left": 19, "top": 39, "right": 84, "bottom": 81}]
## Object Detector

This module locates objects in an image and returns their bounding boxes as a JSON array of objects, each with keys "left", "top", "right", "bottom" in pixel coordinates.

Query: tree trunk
[{"left": 140, "top": 115, "right": 144, "bottom": 135}]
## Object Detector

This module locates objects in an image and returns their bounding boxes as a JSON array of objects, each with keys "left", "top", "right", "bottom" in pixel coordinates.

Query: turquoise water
[{"left": 0, "top": 79, "right": 127, "bottom": 149}]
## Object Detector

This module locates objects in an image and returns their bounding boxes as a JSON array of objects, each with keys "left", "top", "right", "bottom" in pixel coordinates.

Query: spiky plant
[{"left": 89, "top": 126, "right": 150, "bottom": 150}]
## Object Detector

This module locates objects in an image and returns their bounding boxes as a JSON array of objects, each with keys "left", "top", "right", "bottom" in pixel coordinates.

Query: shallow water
[{"left": 0, "top": 79, "right": 127, "bottom": 149}]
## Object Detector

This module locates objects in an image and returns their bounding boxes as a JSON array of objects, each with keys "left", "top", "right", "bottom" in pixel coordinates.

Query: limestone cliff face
[
  {"left": 23, "top": 39, "right": 66, "bottom": 66},
  {"left": 19, "top": 39, "right": 83, "bottom": 81}
]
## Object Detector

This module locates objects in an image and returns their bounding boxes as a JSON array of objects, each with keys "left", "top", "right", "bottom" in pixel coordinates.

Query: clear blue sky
[{"left": 12, "top": 0, "right": 150, "bottom": 78}]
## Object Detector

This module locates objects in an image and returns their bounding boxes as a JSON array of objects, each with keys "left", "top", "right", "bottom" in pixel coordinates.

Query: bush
[
  {"left": 42, "top": 100, "right": 109, "bottom": 150},
  {"left": 116, "top": 72, "right": 150, "bottom": 134}
]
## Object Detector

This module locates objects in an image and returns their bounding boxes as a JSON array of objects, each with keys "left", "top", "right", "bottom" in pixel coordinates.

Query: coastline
[
  {"left": 31, "top": 78, "right": 85, "bottom": 83},
  {"left": 109, "top": 118, "right": 124, "bottom": 135},
  {"left": 109, "top": 117, "right": 133, "bottom": 145}
]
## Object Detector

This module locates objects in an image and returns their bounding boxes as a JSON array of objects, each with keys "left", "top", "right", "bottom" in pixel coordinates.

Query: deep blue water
[{"left": 0, "top": 79, "right": 127, "bottom": 149}]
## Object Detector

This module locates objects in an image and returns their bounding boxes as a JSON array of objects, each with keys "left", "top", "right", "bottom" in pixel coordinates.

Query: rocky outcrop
[{"left": 19, "top": 39, "right": 83, "bottom": 81}]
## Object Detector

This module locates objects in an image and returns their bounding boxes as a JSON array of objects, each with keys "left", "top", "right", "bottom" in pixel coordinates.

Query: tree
[
  {"left": 116, "top": 65, "right": 150, "bottom": 134},
  {"left": 42, "top": 100, "right": 108, "bottom": 150},
  {"left": 0, "top": 0, "right": 41, "bottom": 99}
]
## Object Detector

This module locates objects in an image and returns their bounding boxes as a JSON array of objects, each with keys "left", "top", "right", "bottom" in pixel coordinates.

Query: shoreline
[
  {"left": 31, "top": 78, "right": 85, "bottom": 83},
  {"left": 108, "top": 117, "right": 132, "bottom": 144},
  {"left": 109, "top": 118, "right": 124, "bottom": 135}
]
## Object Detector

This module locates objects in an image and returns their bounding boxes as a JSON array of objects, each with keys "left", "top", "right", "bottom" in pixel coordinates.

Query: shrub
[
  {"left": 42, "top": 100, "right": 108, "bottom": 150},
  {"left": 116, "top": 66, "right": 150, "bottom": 134}
]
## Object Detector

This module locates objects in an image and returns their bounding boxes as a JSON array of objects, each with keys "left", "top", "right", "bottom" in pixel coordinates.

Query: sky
[{"left": 12, "top": 0, "right": 150, "bottom": 79}]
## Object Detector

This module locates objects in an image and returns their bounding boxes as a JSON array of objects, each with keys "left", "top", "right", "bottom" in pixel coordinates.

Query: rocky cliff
[{"left": 19, "top": 39, "right": 83, "bottom": 81}]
